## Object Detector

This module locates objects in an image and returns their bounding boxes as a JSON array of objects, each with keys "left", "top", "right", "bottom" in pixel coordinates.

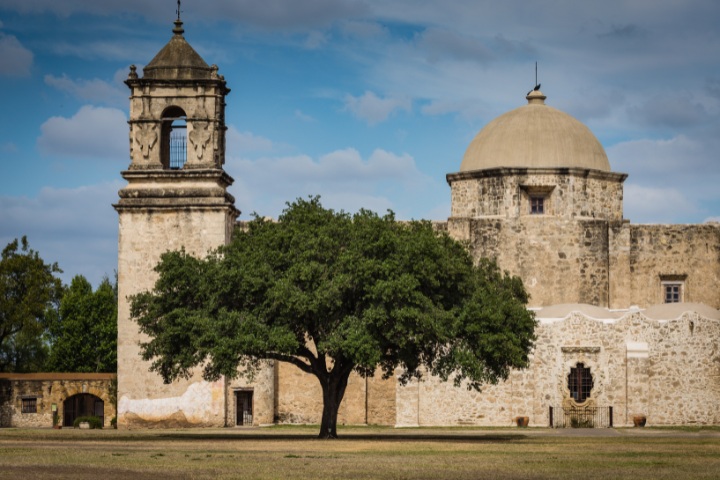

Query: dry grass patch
[{"left": 0, "top": 427, "right": 719, "bottom": 479}]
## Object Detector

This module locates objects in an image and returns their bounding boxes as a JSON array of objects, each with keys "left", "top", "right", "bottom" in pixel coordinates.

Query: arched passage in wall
[
  {"left": 63, "top": 393, "right": 104, "bottom": 427},
  {"left": 160, "top": 106, "right": 187, "bottom": 169}
]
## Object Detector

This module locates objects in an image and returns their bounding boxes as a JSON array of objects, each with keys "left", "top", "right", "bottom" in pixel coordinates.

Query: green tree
[
  {"left": 0, "top": 237, "right": 62, "bottom": 372},
  {"left": 132, "top": 197, "right": 536, "bottom": 438},
  {"left": 46, "top": 275, "right": 118, "bottom": 373}
]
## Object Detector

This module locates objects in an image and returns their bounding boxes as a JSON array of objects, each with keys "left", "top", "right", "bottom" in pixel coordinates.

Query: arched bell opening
[
  {"left": 160, "top": 106, "right": 187, "bottom": 169},
  {"left": 63, "top": 393, "right": 104, "bottom": 427}
]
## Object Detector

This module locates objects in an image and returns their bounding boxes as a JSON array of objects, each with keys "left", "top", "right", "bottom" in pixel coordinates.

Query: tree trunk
[{"left": 318, "top": 369, "right": 351, "bottom": 439}]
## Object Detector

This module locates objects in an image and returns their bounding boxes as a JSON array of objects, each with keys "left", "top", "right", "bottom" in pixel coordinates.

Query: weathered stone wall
[
  {"left": 225, "top": 363, "right": 275, "bottom": 426},
  {"left": 449, "top": 182, "right": 719, "bottom": 309},
  {"left": 116, "top": 207, "right": 233, "bottom": 428},
  {"left": 126, "top": 78, "right": 228, "bottom": 170},
  {"left": 0, "top": 374, "right": 116, "bottom": 428},
  {"left": 448, "top": 168, "right": 625, "bottom": 220},
  {"left": 398, "top": 311, "right": 720, "bottom": 427},
  {"left": 448, "top": 216, "right": 611, "bottom": 307},
  {"left": 610, "top": 223, "right": 720, "bottom": 309},
  {"left": 274, "top": 363, "right": 395, "bottom": 426}
]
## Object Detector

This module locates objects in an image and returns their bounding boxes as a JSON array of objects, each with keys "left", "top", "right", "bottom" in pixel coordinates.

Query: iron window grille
[
  {"left": 530, "top": 196, "right": 544, "bottom": 214},
  {"left": 21, "top": 397, "right": 37, "bottom": 413},
  {"left": 568, "top": 363, "right": 593, "bottom": 403}
]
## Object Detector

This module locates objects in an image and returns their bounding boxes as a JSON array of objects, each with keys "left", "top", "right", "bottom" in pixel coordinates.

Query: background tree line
[{"left": 0, "top": 236, "right": 117, "bottom": 373}]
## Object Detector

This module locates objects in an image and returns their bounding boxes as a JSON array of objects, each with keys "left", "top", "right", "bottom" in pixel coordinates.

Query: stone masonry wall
[
  {"left": 609, "top": 223, "right": 720, "bottom": 309},
  {"left": 117, "top": 208, "right": 232, "bottom": 428},
  {"left": 397, "top": 311, "right": 720, "bottom": 427},
  {"left": 275, "top": 363, "right": 396, "bottom": 426},
  {"left": 448, "top": 216, "right": 611, "bottom": 307},
  {"left": 0, "top": 374, "right": 115, "bottom": 428},
  {"left": 225, "top": 363, "right": 275, "bottom": 426},
  {"left": 449, "top": 169, "right": 624, "bottom": 220}
]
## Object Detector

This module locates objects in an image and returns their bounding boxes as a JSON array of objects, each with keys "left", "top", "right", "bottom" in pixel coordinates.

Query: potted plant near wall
[
  {"left": 52, "top": 412, "right": 61, "bottom": 429},
  {"left": 51, "top": 404, "right": 61, "bottom": 429}
]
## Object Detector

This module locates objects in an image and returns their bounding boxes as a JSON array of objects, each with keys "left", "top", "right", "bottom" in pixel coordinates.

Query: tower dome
[
  {"left": 143, "top": 18, "right": 214, "bottom": 80},
  {"left": 459, "top": 90, "right": 611, "bottom": 172}
]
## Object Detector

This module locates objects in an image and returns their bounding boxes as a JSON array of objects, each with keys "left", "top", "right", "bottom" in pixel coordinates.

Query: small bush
[
  {"left": 110, "top": 416, "right": 117, "bottom": 428},
  {"left": 73, "top": 416, "right": 103, "bottom": 429},
  {"left": 570, "top": 416, "right": 594, "bottom": 428}
]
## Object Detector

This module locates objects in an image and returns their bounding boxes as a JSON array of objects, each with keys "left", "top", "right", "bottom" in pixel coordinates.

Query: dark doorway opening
[
  {"left": 63, "top": 393, "right": 104, "bottom": 427},
  {"left": 235, "top": 390, "right": 253, "bottom": 426}
]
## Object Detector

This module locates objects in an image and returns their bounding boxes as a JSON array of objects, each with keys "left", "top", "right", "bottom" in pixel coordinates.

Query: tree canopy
[
  {"left": 0, "top": 237, "right": 62, "bottom": 372},
  {"left": 132, "top": 197, "right": 536, "bottom": 438},
  {"left": 46, "top": 275, "right": 118, "bottom": 373}
]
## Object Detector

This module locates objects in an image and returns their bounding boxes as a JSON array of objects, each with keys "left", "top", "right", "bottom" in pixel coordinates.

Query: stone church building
[{"left": 115, "top": 18, "right": 720, "bottom": 429}]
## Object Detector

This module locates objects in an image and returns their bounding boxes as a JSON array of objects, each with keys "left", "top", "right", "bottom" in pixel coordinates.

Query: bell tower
[{"left": 114, "top": 14, "right": 239, "bottom": 428}]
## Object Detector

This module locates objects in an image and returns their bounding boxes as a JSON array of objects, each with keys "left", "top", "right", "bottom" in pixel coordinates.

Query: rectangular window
[
  {"left": 530, "top": 197, "right": 544, "bottom": 214},
  {"left": 21, "top": 397, "right": 37, "bottom": 414},
  {"left": 664, "top": 283, "right": 682, "bottom": 303}
]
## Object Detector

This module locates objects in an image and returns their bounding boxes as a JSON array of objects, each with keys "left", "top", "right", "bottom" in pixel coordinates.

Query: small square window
[
  {"left": 664, "top": 283, "right": 682, "bottom": 303},
  {"left": 530, "top": 197, "right": 544, "bottom": 214},
  {"left": 21, "top": 397, "right": 37, "bottom": 414}
]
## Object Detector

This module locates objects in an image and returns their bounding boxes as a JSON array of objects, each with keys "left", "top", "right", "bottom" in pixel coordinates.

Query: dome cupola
[{"left": 459, "top": 90, "right": 611, "bottom": 172}]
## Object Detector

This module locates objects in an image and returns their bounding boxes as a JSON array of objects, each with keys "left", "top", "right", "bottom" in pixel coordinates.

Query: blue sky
[{"left": 1, "top": 0, "right": 719, "bottom": 286}]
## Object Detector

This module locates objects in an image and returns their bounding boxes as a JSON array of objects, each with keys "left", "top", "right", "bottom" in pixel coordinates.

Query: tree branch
[{"left": 266, "top": 352, "right": 315, "bottom": 375}]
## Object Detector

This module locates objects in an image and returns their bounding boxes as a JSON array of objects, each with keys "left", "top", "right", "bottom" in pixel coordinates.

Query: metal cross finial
[{"left": 176, "top": 0, "right": 182, "bottom": 21}]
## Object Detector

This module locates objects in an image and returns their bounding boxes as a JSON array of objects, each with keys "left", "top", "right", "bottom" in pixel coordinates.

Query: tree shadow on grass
[{"left": 151, "top": 432, "right": 528, "bottom": 443}]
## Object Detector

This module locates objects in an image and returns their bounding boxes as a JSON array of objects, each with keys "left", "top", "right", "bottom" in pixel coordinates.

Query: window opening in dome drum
[{"left": 530, "top": 196, "right": 544, "bottom": 214}]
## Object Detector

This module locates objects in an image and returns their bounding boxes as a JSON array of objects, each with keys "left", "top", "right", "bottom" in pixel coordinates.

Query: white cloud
[
  {"left": 37, "top": 105, "right": 127, "bottom": 159},
  {"left": 608, "top": 134, "right": 720, "bottom": 222},
  {"left": 51, "top": 40, "right": 161, "bottom": 62},
  {"left": 340, "top": 20, "right": 388, "bottom": 39},
  {"left": 226, "top": 126, "right": 274, "bottom": 153},
  {"left": 0, "top": 182, "right": 122, "bottom": 287},
  {"left": 44, "top": 73, "right": 127, "bottom": 106},
  {"left": 344, "top": 91, "right": 411, "bottom": 125},
  {"left": 0, "top": 33, "right": 33, "bottom": 77},
  {"left": 623, "top": 184, "right": 697, "bottom": 224},
  {"left": 304, "top": 30, "right": 328, "bottom": 49},
  {"left": 628, "top": 94, "right": 708, "bottom": 128},
  {"left": 2, "top": 0, "right": 369, "bottom": 28},
  {"left": 225, "top": 147, "right": 434, "bottom": 219},
  {"left": 295, "top": 110, "right": 315, "bottom": 122},
  {"left": 416, "top": 28, "right": 494, "bottom": 64},
  {"left": 607, "top": 134, "right": 717, "bottom": 186}
]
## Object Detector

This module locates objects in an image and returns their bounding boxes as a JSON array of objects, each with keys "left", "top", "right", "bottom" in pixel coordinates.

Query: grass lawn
[{"left": 1, "top": 426, "right": 719, "bottom": 479}]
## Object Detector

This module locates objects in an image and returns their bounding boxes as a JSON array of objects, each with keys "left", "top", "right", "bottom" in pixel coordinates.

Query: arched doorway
[{"left": 63, "top": 393, "right": 104, "bottom": 427}]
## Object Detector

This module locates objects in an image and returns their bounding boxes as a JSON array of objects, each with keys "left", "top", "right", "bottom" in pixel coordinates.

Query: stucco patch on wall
[{"left": 119, "top": 380, "right": 224, "bottom": 426}]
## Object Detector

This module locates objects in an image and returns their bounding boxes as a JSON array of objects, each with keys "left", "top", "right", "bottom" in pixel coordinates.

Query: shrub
[
  {"left": 73, "top": 416, "right": 103, "bottom": 429},
  {"left": 110, "top": 416, "right": 117, "bottom": 428},
  {"left": 570, "top": 416, "right": 594, "bottom": 428}
]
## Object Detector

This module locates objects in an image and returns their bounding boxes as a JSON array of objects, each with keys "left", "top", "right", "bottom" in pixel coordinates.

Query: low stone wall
[{"left": 0, "top": 373, "right": 116, "bottom": 428}]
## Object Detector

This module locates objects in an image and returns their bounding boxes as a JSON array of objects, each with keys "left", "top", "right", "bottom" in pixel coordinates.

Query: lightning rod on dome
[
  {"left": 527, "top": 62, "right": 541, "bottom": 96},
  {"left": 176, "top": 0, "right": 182, "bottom": 21}
]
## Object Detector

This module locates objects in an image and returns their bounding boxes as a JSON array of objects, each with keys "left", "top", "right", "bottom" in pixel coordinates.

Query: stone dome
[
  {"left": 143, "top": 19, "right": 214, "bottom": 80},
  {"left": 459, "top": 91, "right": 611, "bottom": 172}
]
